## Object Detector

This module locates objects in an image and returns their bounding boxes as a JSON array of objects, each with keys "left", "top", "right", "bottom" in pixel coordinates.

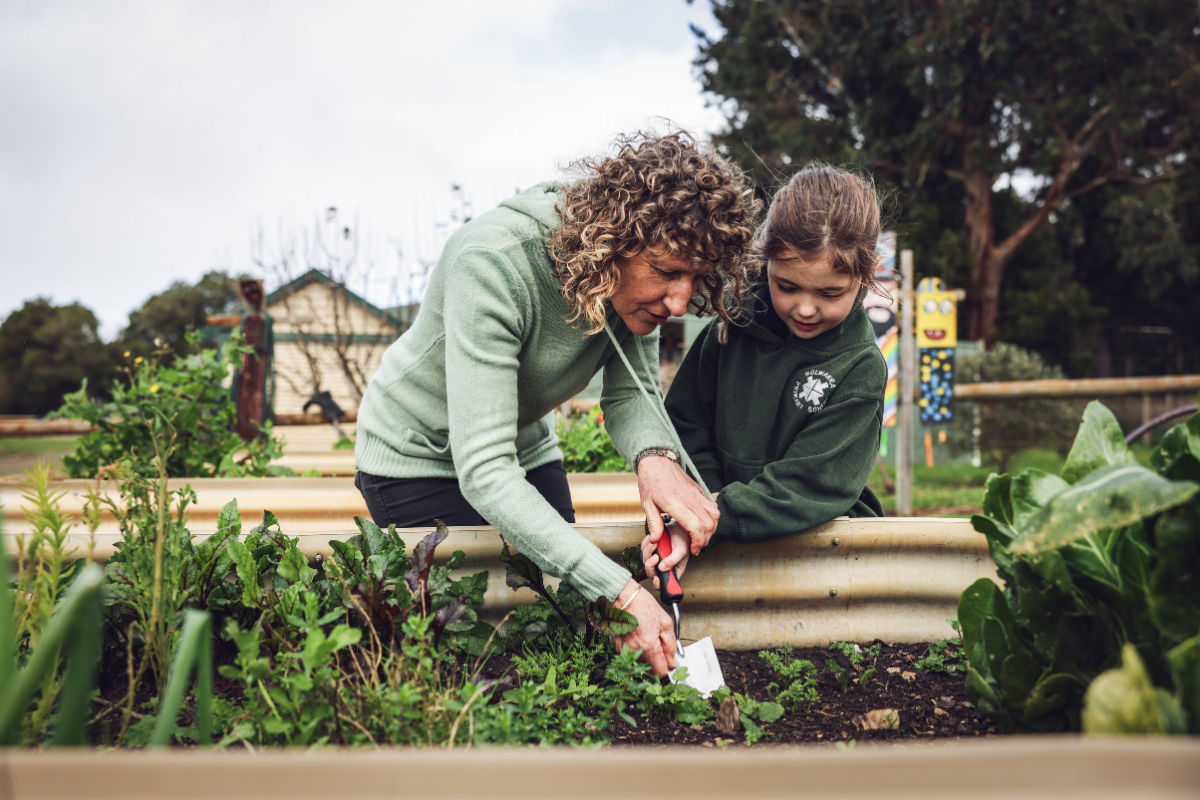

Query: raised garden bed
[{"left": 612, "top": 643, "right": 1000, "bottom": 746}]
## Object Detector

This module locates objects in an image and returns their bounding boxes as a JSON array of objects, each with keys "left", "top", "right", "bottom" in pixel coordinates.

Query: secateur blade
[{"left": 646, "top": 517, "right": 726, "bottom": 698}]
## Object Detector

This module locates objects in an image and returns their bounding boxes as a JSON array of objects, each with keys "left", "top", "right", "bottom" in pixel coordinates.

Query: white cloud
[{"left": 0, "top": 0, "right": 723, "bottom": 337}]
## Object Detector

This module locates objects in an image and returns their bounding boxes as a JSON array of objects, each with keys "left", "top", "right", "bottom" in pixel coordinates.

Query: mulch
[{"left": 609, "top": 641, "right": 1002, "bottom": 747}]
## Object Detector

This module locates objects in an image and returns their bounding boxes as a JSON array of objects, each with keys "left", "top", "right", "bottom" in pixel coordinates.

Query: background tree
[
  {"left": 693, "top": 0, "right": 1199, "bottom": 345},
  {"left": 0, "top": 299, "right": 116, "bottom": 416},
  {"left": 118, "top": 270, "right": 247, "bottom": 360}
]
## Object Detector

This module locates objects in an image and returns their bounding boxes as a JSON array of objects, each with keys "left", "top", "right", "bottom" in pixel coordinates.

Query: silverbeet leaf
[
  {"left": 586, "top": 596, "right": 637, "bottom": 637},
  {"left": 1011, "top": 464, "right": 1198, "bottom": 557},
  {"left": 431, "top": 595, "right": 467, "bottom": 646},
  {"left": 1060, "top": 401, "right": 1136, "bottom": 484}
]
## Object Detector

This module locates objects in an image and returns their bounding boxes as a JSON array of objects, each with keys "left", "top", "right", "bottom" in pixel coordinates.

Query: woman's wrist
[{"left": 614, "top": 577, "right": 641, "bottom": 608}]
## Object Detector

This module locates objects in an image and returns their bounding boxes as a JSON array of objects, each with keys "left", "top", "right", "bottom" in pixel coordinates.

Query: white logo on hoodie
[{"left": 793, "top": 369, "right": 836, "bottom": 412}]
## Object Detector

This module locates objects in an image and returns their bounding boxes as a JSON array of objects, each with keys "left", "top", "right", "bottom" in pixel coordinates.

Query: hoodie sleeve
[
  {"left": 712, "top": 357, "right": 885, "bottom": 543},
  {"left": 443, "top": 247, "right": 632, "bottom": 602},
  {"left": 663, "top": 319, "right": 726, "bottom": 493}
]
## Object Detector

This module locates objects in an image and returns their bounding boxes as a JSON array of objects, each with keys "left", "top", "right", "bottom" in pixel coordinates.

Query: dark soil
[{"left": 609, "top": 641, "right": 1002, "bottom": 747}]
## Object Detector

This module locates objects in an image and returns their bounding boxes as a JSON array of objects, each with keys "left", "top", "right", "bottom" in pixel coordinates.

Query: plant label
[{"left": 669, "top": 636, "right": 726, "bottom": 698}]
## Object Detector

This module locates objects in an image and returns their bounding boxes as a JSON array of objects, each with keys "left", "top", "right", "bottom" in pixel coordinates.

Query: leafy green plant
[
  {"left": 0, "top": 525, "right": 105, "bottom": 746},
  {"left": 959, "top": 399, "right": 1200, "bottom": 733},
  {"left": 55, "top": 332, "right": 282, "bottom": 479},
  {"left": 915, "top": 639, "right": 965, "bottom": 674},
  {"left": 825, "top": 659, "right": 850, "bottom": 694},
  {"left": 711, "top": 687, "right": 784, "bottom": 744},
  {"left": 555, "top": 407, "right": 631, "bottom": 473},
  {"left": 759, "top": 646, "right": 821, "bottom": 709}
]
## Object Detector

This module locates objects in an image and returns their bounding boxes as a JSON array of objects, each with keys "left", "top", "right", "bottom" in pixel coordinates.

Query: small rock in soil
[
  {"left": 716, "top": 697, "right": 741, "bottom": 735},
  {"left": 901, "top": 671, "right": 917, "bottom": 682}
]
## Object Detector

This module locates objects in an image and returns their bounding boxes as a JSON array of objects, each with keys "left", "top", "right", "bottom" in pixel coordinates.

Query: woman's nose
[{"left": 663, "top": 281, "right": 692, "bottom": 317}]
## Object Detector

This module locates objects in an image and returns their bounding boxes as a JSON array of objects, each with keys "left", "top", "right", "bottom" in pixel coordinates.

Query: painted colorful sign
[{"left": 916, "top": 277, "right": 956, "bottom": 424}]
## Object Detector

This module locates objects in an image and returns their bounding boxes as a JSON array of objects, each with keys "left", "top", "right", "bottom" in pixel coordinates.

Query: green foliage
[
  {"left": 119, "top": 270, "right": 246, "bottom": 361},
  {"left": 56, "top": 332, "right": 282, "bottom": 479},
  {"left": 945, "top": 344, "right": 1079, "bottom": 472},
  {"left": 151, "top": 610, "right": 213, "bottom": 747},
  {"left": 960, "top": 399, "right": 1200, "bottom": 734},
  {"left": 915, "top": 638, "right": 966, "bottom": 674},
  {"left": 711, "top": 687, "right": 784, "bottom": 745},
  {"left": 0, "top": 519, "right": 104, "bottom": 746},
  {"left": 1082, "top": 644, "right": 1185, "bottom": 735},
  {"left": 695, "top": 0, "right": 1200, "bottom": 346},
  {"left": 0, "top": 298, "right": 117, "bottom": 416},
  {"left": 555, "top": 407, "right": 631, "bottom": 473},
  {"left": 759, "top": 646, "right": 820, "bottom": 709}
]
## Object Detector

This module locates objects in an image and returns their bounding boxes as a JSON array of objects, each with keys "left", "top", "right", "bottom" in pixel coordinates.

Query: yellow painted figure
[
  {"left": 915, "top": 278, "right": 957, "bottom": 424},
  {"left": 916, "top": 277, "right": 957, "bottom": 348}
]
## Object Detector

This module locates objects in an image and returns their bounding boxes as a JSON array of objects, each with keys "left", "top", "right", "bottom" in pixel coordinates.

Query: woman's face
[
  {"left": 767, "top": 248, "right": 860, "bottom": 339},
  {"left": 610, "top": 246, "right": 704, "bottom": 335}
]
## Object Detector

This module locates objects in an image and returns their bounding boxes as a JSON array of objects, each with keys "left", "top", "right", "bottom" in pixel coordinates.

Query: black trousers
[{"left": 354, "top": 461, "right": 576, "bottom": 528}]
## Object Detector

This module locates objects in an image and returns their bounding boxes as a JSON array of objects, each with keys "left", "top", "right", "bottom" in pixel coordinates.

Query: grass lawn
[
  {"left": 0, "top": 436, "right": 78, "bottom": 479},
  {"left": 868, "top": 442, "right": 1159, "bottom": 518}
]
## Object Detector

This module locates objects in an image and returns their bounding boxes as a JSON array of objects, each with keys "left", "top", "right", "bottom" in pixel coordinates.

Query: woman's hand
[
  {"left": 638, "top": 456, "right": 719, "bottom": 554},
  {"left": 611, "top": 578, "right": 678, "bottom": 677},
  {"left": 641, "top": 522, "right": 690, "bottom": 590}
]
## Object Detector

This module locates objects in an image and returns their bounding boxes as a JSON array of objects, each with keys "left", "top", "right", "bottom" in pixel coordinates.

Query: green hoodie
[
  {"left": 665, "top": 286, "right": 886, "bottom": 544},
  {"left": 355, "top": 182, "right": 677, "bottom": 602}
]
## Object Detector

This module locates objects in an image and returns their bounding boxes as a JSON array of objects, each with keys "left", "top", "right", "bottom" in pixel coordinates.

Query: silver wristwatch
[{"left": 635, "top": 447, "right": 678, "bottom": 472}]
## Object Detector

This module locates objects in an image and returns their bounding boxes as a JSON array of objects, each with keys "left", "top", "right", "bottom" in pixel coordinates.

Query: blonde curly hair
[{"left": 549, "top": 130, "right": 760, "bottom": 338}]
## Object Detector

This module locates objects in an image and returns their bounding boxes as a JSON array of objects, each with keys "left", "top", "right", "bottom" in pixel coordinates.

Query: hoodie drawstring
[{"left": 602, "top": 322, "right": 713, "bottom": 501}]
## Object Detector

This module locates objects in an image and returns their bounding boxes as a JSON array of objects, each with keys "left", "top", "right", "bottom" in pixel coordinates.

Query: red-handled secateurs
[{"left": 646, "top": 518, "right": 685, "bottom": 657}]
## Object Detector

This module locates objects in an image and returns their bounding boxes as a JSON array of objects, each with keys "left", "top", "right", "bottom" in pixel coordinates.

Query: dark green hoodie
[{"left": 665, "top": 286, "right": 886, "bottom": 543}]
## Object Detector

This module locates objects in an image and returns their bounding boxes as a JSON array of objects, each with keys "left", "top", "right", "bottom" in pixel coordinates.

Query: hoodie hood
[{"left": 498, "top": 181, "right": 564, "bottom": 230}]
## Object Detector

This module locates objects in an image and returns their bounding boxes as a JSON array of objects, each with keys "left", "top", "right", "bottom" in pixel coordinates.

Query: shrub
[
  {"left": 54, "top": 331, "right": 282, "bottom": 479},
  {"left": 555, "top": 406, "right": 631, "bottom": 473},
  {"left": 944, "top": 343, "right": 1078, "bottom": 472}
]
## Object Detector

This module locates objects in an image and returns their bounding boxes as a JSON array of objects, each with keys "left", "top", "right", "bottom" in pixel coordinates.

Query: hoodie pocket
[{"left": 398, "top": 428, "right": 454, "bottom": 461}]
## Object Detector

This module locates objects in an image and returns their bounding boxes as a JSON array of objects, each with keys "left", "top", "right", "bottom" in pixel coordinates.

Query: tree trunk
[{"left": 963, "top": 171, "right": 1003, "bottom": 346}]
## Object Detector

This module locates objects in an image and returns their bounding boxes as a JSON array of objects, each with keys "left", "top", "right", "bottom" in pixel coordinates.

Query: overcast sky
[{"left": 0, "top": 0, "right": 726, "bottom": 338}]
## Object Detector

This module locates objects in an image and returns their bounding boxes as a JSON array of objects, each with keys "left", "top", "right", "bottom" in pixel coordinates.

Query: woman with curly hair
[{"left": 354, "top": 130, "right": 757, "bottom": 675}]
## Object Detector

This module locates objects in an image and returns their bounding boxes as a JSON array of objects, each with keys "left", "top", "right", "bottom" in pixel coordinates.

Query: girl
[{"left": 646, "top": 165, "right": 886, "bottom": 578}]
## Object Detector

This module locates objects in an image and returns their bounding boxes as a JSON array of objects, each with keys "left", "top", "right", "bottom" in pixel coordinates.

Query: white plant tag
[{"left": 668, "top": 636, "right": 725, "bottom": 698}]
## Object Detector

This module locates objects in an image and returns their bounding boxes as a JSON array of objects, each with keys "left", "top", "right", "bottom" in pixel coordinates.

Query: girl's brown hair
[
  {"left": 550, "top": 129, "right": 760, "bottom": 337},
  {"left": 758, "top": 165, "right": 883, "bottom": 296}
]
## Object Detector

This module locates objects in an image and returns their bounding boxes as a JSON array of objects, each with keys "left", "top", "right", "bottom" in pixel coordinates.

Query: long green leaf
[
  {"left": 1061, "top": 401, "right": 1135, "bottom": 484},
  {"left": 1011, "top": 464, "right": 1198, "bottom": 557},
  {"left": 151, "top": 610, "right": 213, "bottom": 747},
  {"left": 0, "top": 563, "right": 104, "bottom": 745},
  {"left": 51, "top": 587, "right": 102, "bottom": 746},
  {"left": 0, "top": 526, "right": 13, "bottom": 699}
]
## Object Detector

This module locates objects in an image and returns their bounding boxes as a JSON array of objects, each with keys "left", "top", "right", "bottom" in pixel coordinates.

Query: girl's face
[{"left": 767, "top": 248, "right": 860, "bottom": 339}]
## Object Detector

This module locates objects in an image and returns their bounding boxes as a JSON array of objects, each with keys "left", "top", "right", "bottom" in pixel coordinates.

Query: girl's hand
[
  {"left": 641, "top": 522, "right": 690, "bottom": 590},
  {"left": 610, "top": 578, "right": 678, "bottom": 677},
  {"left": 638, "top": 456, "right": 719, "bottom": 554}
]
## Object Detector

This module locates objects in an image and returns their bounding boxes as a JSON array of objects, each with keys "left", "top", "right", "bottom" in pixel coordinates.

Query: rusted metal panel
[
  {"left": 0, "top": 419, "right": 94, "bottom": 437},
  {"left": 957, "top": 374, "right": 1200, "bottom": 400},
  {"left": 5, "top": 738, "right": 1200, "bottom": 800},
  {"left": 0, "top": 474, "right": 642, "bottom": 534},
  {"left": 2, "top": 476, "right": 991, "bottom": 647}
]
